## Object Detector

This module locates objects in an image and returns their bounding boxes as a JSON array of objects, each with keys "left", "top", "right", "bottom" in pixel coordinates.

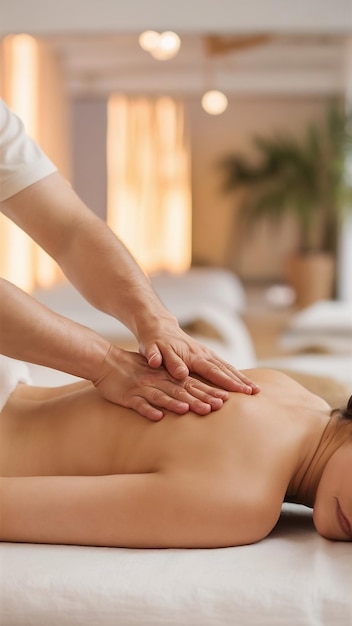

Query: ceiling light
[
  {"left": 139, "top": 30, "right": 180, "bottom": 60},
  {"left": 138, "top": 30, "right": 160, "bottom": 52},
  {"left": 201, "top": 90, "right": 228, "bottom": 115}
]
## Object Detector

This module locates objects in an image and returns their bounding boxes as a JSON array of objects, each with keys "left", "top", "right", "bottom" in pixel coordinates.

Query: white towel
[{"left": 0, "top": 355, "right": 31, "bottom": 412}]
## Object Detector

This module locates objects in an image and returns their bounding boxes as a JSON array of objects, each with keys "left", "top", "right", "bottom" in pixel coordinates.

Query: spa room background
[{"left": 1, "top": 1, "right": 351, "bottom": 306}]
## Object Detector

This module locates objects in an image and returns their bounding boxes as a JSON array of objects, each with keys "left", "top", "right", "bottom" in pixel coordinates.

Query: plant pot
[{"left": 286, "top": 252, "right": 335, "bottom": 309}]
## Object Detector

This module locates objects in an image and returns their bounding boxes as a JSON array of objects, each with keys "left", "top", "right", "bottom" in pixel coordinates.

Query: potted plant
[{"left": 220, "top": 101, "right": 352, "bottom": 307}]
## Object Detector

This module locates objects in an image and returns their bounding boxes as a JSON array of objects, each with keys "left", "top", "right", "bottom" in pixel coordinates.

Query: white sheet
[
  {"left": 279, "top": 300, "right": 352, "bottom": 354},
  {"left": 0, "top": 356, "right": 31, "bottom": 412},
  {"left": 1, "top": 505, "right": 351, "bottom": 626}
]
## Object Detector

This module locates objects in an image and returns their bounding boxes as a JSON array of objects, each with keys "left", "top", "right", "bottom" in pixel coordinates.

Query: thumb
[{"left": 140, "top": 342, "right": 163, "bottom": 369}]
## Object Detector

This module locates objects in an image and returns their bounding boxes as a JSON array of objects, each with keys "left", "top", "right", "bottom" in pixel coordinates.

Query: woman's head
[
  {"left": 329, "top": 394, "right": 352, "bottom": 442},
  {"left": 333, "top": 394, "right": 352, "bottom": 423},
  {"left": 313, "top": 395, "right": 352, "bottom": 541}
]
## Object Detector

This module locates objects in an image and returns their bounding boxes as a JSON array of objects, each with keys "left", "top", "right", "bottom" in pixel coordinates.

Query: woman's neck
[{"left": 287, "top": 412, "right": 345, "bottom": 508}]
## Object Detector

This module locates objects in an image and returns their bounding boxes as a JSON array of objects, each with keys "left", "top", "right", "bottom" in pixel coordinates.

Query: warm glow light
[
  {"left": 201, "top": 90, "right": 228, "bottom": 115},
  {"left": 2, "top": 35, "right": 38, "bottom": 291},
  {"left": 150, "top": 31, "right": 181, "bottom": 60},
  {"left": 8, "top": 34, "right": 38, "bottom": 135},
  {"left": 163, "top": 190, "right": 192, "bottom": 272},
  {"left": 138, "top": 30, "right": 160, "bottom": 52},
  {"left": 1, "top": 34, "right": 60, "bottom": 291},
  {"left": 107, "top": 95, "right": 191, "bottom": 274},
  {"left": 139, "top": 30, "right": 181, "bottom": 60}
]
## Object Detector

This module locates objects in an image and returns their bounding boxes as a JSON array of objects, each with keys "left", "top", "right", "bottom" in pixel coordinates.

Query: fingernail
[
  {"left": 214, "top": 390, "right": 228, "bottom": 398},
  {"left": 197, "top": 402, "right": 211, "bottom": 413},
  {"left": 176, "top": 402, "right": 189, "bottom": 411},
  {"left": 150, "top": 410, "right": 163, "bottom": 420},
  {"left": 211, "top": 398, "right": 223, "bottom": 408}
]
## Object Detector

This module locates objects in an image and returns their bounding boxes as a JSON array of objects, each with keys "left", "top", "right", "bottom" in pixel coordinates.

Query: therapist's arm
[
  {"left": 1, "top": 172, "right": 259, "bottom": 397},
  {"left": 0, "top": 278, "right": 228, "bottom": 419}
]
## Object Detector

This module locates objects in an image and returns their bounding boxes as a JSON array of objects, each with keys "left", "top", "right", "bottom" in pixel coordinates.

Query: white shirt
[{"left": 0, "top": 99, "right": 57, "bottom": 202}]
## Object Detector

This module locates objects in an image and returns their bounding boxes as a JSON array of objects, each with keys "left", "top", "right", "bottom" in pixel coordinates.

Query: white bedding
[
  {"left": 279, "top": 300, "right": 352, "bottom": 354},
  {"left": 1, "top": 505, "right": 351, "bottom": 626}
]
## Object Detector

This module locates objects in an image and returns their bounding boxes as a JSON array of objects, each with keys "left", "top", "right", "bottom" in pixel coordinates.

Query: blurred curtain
[
  {"left": 0, "top": 34, "right": 70, "bottom": 292},
  {"left": 107, "top": 95, "right": 191, "bottom": 274}
]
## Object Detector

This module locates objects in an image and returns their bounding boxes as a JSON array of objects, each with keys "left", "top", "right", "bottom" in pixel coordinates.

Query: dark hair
[{"left": 332, "top": 395, "right": 352, "bottom": 421}]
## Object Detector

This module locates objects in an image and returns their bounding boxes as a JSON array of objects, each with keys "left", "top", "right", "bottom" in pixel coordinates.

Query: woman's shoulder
[
  {"left": 167, "top": 465, "right": 283, "bottom": 547},
  {"left": 241, "top": 367, "right": 304, "bottom": 387},
  {"left": 242, "top": 367, "right": 331, "bottom": 407}
]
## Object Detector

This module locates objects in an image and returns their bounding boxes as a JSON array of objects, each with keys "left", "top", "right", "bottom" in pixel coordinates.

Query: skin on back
[{"left": 0, "top": 369, "right": 331, "bottom": 548}]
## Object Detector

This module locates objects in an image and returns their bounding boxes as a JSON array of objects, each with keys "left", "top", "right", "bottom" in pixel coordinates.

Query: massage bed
[
  {"left": 1, "top": 271, "right": 351, "bottom": 625},
  {"left": 1, "top": 504, "right": 351, "bottom": 626}
]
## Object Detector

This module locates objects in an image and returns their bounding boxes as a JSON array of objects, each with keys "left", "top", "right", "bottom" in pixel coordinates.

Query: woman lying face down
[{"left": 0, "top": 368, "right": 351, "bottom": 548}]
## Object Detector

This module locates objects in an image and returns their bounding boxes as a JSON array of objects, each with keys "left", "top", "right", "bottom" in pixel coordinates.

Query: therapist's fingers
[{"left": 93, "top": 346, "right": 223, "bottom": 420}]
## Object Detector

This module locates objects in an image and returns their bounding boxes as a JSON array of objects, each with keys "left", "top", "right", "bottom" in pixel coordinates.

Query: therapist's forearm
[
  {"left": 1, "top": 173, "right": 172, "bottom": 340},
  {"left": 0, "top": 278, "right": 111, "bottom": 381},
  {"left": 58, "top": 209, "right": 171, "bottom": 339}
]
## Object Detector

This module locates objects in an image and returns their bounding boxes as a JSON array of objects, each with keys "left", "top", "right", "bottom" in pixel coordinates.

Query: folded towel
[{"left": 0, "top": 355, "right": 31, "bottom": 412}]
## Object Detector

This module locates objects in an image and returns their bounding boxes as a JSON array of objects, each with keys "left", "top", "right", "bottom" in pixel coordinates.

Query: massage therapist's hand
[
  {"left": 137, "top": 316, "right": 260, "bottom": 398},
  {"left": 93, "top": 344, "right": 229, "bottom": 421}
]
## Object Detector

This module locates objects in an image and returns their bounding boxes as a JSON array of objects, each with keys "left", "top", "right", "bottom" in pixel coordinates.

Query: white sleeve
[{"left": 0, "top": 99, "right": 57, "bottom": 202}]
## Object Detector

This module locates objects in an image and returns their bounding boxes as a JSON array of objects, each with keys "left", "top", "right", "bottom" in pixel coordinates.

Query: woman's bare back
[
  {"left": 0, "top": 369, "right": 332, "bottom": 548},
  {"left": 1, "top": 368, "right": 329, "bottom": 478}
]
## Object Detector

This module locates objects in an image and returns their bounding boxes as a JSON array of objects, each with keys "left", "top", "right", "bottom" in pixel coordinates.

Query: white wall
[
  {"left": 337, "top": 38, "right": 352, "bottom": 302},
  {"left": 72, "top": 98, "right": 107, "bottom": 221},
  {"left": 1, "top": 0, "right": 351, "bottom": 35}
]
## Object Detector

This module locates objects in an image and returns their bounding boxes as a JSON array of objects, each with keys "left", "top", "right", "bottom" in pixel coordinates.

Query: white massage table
[{"left": 1, "top": 505, "right": 351, "bottom": 626}]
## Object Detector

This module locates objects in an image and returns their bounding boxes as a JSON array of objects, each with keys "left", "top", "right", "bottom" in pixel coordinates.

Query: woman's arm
[
  {"left": 0, "top": 472, "right": 267, "bottom": 549},
  {"left": 1, "top": 172, "right": 259, "bottom": 397}
]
